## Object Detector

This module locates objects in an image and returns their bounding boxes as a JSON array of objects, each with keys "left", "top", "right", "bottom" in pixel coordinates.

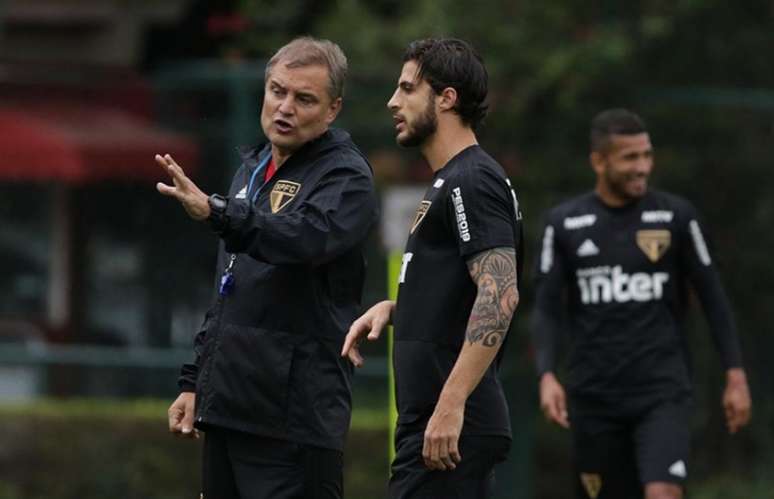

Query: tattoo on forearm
[{"left": 465, "top": 247, "right": 518, "bottom": 347}]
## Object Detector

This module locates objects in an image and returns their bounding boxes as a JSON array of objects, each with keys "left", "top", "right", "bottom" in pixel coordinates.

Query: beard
[
  {"left": 397, "top": 93, "right": 438, "bottom": 147},
  {"left": 604, "top": 168, "right": 648, "bottom": 202}
]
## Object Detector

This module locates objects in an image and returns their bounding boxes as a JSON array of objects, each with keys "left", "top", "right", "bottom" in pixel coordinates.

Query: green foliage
[
  {"left": 691, "top": 474, "right": 774, "bottom": 499},
  {"left": 0, "top": 400, "right": 388, "bottom": 499}
]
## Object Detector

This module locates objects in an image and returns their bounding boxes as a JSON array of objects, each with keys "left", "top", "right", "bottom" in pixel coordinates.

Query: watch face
[
  {"left": 207, "top": 195, "right": 229, "bottom": 230},
  {"left": 210, "top": 195, "right": 227, "bottom": 210}
]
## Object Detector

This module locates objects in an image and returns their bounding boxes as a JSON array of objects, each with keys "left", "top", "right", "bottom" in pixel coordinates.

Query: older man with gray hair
[{"left": 160, "top": 36, "right": 378, "bottom": 499}]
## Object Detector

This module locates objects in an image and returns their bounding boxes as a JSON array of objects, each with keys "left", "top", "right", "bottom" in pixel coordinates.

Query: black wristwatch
[{"left": 206, "top": 193, "right": 229, "bottom": 232}]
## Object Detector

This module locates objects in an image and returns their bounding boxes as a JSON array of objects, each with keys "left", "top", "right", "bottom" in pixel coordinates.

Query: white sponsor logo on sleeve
[
  {"left": 451, "top": 187, "right": 471, "bottom": 242},
  {"left": 564, "top": 214, "right": 597, "bottom": 230},
  {"left": 540, "top": 226, "right": 555, "bottom": 273},
  {"left": 506, "top": 179, "right": 523, "bottom": 220},
  {"left": 689, "top": 220, "right": 712, "bottom": 266}
]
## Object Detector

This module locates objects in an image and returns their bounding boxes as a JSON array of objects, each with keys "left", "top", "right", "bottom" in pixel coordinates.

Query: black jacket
[{"left": 178, "top": 128, "right": 379, "bottom": 451}]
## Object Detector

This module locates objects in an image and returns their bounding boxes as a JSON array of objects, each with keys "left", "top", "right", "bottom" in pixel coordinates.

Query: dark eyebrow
[
  {"left": 296, "top": 91, "right": 318, "bottom": 101},
  {"left": 622, "top": 149, "right": 650, "bottom": 159}
]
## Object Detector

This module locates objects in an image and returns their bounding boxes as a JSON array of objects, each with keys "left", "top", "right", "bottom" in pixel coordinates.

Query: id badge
[
  {"left": 219, "top": 254, "right": 237, "bottom": 296},
  {"left": 219, "top": 272, "right": 235, "bottom": 296}
]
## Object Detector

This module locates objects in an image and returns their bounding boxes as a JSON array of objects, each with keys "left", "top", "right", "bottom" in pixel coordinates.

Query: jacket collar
[{"left": 237, "top": 128, "right": 352, "bottom": 170}]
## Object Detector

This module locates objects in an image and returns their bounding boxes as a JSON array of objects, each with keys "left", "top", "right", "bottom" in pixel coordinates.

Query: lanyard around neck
[
  {"left": 220, "top": 153, "right": 271, "bottom": 297},
  {"left": 246, "top": 153, "right": 273, "bottom": 203}
]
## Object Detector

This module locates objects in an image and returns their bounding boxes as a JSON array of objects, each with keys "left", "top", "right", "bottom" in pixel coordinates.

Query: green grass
[
  {"left": 0, "top": 398, "right": 166, "bottom": 420},
  {"left": 0, "top": 398, "right": 391, "bottom": 429},
  {"left": 0, "top": 398, "right": 391, "bottom": 499}
]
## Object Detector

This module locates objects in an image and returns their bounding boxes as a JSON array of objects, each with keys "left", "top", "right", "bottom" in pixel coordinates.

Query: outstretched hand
[
  {"left": 155, "top": 154, "right": 210, "bottom": 221},
  {"left": 341, "top": 300, "right": 394, "bottom": 367}
]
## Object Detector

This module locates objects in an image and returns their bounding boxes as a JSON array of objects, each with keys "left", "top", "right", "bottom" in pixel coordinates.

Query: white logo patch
[
  {"left": 577, "top": 239, "right": 600, "bottom": 257},
  {"left": 398, "top": 252, "right": 413, "bottom": 284},
  {"left": 433, "top": 178, "right": 445, "bottom": 188},
  {"left": 668, "top": 460, "right": 687, "bottom": 478},
  {"left": 642, "top": 210, "right": 674, "bottom": 223},
  {"left": 506, "top": 179, "right": 523, "bottom": 220},
  {"left": 576, "top": 266, "right": 669, "bottom": 304},
  {"left": 689, "top": 220, "right": 712, "bottom": 266},
  {"left": 451, "top": 187, "right": 471, "bottom": 242},
  {"left": 235, "top": 186, "right": 247, "bottom": 199},
  {"left": 540, "top": 226, "right": 555, "bottom": 273},
  {"left": 564, "top": 214, "right": 597, "bottom": 230}
]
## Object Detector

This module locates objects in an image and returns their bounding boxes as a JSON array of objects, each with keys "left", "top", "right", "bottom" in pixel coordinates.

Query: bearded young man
[
  {"left": 531, "top": 108, "right": 751, "bottom": 499},
  {"left": 342, "top": 38, "right": 523, "bottom": 498},
  {"left": 159, "top": 37, "right": 378, "bottom": 499}
]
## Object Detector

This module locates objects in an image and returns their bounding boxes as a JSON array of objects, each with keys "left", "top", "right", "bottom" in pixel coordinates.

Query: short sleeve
[{"left": 446, "top": 164, "right": 520, "bottom": 257}]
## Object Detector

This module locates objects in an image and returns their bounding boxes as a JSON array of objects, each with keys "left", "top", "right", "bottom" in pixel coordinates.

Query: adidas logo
[
  {"left": 668, "top": 460, "right": 687, "bottom": 478},
  {"left": 235, "top": 186, "right": 247, "bottom": 199},
  {"left": 577, "top": 239, "right": 599, "bottom": 257}
]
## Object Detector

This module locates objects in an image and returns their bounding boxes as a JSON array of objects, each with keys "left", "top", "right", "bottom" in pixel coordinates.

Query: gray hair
[{"left": 265, "top": 36, "right": 348, "bottom": 100}]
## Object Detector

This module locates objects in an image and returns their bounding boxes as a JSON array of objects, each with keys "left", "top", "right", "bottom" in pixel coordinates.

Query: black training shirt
[
  {"left": 531, "top": 190, "right": 742, "bottom": 404},
  {"left": 393, "top": 145, "right": 523, "bottom": 438}
]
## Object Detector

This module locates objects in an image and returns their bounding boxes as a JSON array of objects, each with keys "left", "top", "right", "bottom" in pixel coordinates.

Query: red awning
[{"left": 0, "top": 104, "right": 198, "bottom": 183}]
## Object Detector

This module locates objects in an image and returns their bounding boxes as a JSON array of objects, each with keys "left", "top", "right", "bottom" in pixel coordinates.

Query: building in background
[{"left": 0, "top": 0, "right": 221, "bottom": 397}]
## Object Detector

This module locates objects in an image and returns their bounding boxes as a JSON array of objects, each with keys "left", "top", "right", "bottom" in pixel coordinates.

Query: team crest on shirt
[
  {"left": 270, "top": 180, "right": 301, "bottom": 213},
  {"left": 580, "top": 473, "right": 602, "bottom": 499},
  {"left": 410, "top": 200, "right": 432, "bottom": 234},
  {"left": 636, "top": 230, "right": 671, "bottom": 263}
]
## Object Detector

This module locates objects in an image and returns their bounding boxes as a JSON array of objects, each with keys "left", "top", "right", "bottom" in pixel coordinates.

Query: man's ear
[
  {"left": 438, "top": 87, "right": 458, "bottom": 113},
  {"left": 326, "top": 97, "right": 343, "bottom": 125},
  {"left": 590, "top": 151, "right": 606, "bottom": 176}
]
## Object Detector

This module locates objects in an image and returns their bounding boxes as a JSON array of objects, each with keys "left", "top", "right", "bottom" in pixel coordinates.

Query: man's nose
[
  {"left": 634, "top": 157, "right": 652, "bottom": 175},
  {"left": 278, "top": 95, "right": 294, "bottom": 115},
  {"left": 387, "top": 89, "right": 400, "bottom": 111}
]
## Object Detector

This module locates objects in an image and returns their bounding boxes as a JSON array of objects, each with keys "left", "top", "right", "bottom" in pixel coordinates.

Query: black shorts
[
  {"left": 569, "top": 397, "right": 692, "bottom": 499},
  {"left": 201, "top": 427, "right": 343, "bottom": 499},
  {"left": 388, "top": 426, "right": 511, "bottom": 499}
]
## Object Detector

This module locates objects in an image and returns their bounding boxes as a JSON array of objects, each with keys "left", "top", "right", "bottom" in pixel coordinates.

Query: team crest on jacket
[
  {"left": 636, "top": 229, "right": 671, "bottom": 262},
  {"left": 270, "top": 180, "right": 301, "bottom": 213},
  {"left": 580, "top": 473, "right": 602, "bottom": 499},
  {"left": 410, "top": 200, "right": 432, "bottom": 234}
]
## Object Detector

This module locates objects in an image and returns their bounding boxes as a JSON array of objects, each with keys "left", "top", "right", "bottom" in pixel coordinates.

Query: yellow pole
[{"left": 386, "top": 250, "right": 402, "bottom": 466}]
